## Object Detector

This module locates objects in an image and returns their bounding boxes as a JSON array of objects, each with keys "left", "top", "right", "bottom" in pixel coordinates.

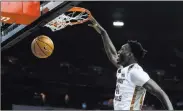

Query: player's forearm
[
  {"left": 90, "top": 17, "right": 117, "bottom": 55},
  {"left": 100, "top": 30, "right": 117, "bottom": 56},
  {"left": 100, "top": 30, "right": 119, "bottom": 67},
  {"left": 156, "top": 90, "right": 174, "bottom": 110}
]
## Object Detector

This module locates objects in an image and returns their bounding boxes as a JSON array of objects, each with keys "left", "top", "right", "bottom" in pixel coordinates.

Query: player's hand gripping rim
[{"left": 88, "top": 16, "right": 103, "bottom": 34}]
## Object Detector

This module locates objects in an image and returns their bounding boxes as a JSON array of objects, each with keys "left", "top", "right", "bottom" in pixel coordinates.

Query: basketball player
[{"left": 88, "top": 16, "right": 173, "bottom": 110}]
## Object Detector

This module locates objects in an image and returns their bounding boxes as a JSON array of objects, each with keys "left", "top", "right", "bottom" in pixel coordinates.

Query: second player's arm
[{"left": 89, "top": 16, "right": 120, "bottom": 68}]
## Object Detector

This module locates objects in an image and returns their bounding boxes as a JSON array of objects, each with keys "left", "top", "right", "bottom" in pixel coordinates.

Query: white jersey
[{"left": 113, "top": 63, "right": 150, "bottom": 110}]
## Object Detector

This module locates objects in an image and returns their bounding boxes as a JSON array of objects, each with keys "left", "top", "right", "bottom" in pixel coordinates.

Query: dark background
[{"left": 1, "top": 1, "right": 183, "bottom": 110}]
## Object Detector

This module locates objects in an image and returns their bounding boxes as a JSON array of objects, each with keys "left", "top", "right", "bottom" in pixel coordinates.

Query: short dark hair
[{"left": 127, "top": 40, "right": 147, "bottom": 61}]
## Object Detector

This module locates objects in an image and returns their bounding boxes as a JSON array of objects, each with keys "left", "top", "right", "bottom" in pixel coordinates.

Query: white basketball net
[{"left": 44, "top": 10, "right": 89, "bottom": 32}]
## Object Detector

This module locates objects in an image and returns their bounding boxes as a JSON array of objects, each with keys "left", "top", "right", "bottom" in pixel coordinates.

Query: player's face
[{"left": 117, "top": 43, "right": 132, "bottom": 65}]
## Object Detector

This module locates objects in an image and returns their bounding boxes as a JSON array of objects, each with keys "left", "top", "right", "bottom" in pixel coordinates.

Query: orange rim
[{"left": 67, "top": 7, "right": 92, "bottom": 25}]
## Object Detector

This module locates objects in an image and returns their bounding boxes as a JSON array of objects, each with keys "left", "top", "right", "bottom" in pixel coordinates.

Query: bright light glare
[{"left": 113, "top": 21, "right": 124, "bottom": 27}]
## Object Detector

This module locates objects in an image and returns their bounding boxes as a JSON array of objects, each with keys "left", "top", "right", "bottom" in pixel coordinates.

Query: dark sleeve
[{"left": 143, "top": 79, "right": 174, "bottom": 110}]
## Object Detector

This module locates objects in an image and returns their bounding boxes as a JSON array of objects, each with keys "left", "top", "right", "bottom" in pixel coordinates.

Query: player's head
[{"left": 117, "top": 40, "right": 147, "bottom": 66}]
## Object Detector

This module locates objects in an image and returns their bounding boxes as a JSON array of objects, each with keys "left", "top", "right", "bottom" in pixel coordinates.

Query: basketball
[{"left": 31, "top": 35, "right": 54, "bottom": 58}]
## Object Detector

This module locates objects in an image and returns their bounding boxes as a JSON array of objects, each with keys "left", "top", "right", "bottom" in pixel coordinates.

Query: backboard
[{"left": 1, "top": 1, "right": 82, "bottom": 51}]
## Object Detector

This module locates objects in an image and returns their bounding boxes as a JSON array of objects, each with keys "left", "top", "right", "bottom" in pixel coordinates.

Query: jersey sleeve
[{"left": 129, "top": 65, "right": 150, "bottom": 87}]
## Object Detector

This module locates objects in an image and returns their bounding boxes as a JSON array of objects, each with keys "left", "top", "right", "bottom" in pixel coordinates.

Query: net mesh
[{"left": 44, "top": 7, "right": 91, "bottom": 32}]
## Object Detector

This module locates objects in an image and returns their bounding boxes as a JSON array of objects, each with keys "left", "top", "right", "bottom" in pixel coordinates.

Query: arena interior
[{"left": 1, "top": 1, "right": 183, "bottom": 110}]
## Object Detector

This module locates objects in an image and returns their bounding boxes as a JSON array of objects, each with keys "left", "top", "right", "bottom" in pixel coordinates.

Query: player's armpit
[{"left": 143, "top": 79, "right": 174, "bottom": 110}]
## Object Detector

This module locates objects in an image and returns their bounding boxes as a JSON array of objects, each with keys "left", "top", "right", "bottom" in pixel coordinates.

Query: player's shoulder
[
  {"left": 128, "top": 63, "right": 150, "bottom": 87},
  {"left": 128, "top": 63, "right": 143, "bottom": 72},
  {"left": 127, "top": 63, "right": 147, "bottom": 76}
]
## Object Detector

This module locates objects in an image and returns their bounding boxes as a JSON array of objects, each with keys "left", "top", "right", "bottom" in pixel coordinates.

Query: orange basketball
[{"left": 31, "top": 35, "right": 54, "bottom": 58}]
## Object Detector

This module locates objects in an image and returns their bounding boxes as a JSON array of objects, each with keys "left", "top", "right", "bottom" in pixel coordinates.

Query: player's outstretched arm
[
  {"left": 130, "top": 66, "right": 173, "bottom": 110},
  {"left": 143, "top": 79, "right": 174, "bottom": 110},
  {"left": 88, "top": 16, "right": 120, "bottom": 68}
]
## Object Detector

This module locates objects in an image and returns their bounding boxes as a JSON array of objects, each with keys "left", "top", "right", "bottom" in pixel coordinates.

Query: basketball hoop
[{"left": 44, "top": 7, "right": 92, "bottom": 32}]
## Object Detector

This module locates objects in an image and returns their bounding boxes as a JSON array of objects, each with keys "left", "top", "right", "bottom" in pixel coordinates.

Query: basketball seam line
[
  {"left": 35, "top": 40, "right": 48, "bottom": 57},
  {"left": 37, "top": 38, "right": 53, "bottom": 50},
  {"left": 33, "top": 40, "right": 37, "bottom": 56}
]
